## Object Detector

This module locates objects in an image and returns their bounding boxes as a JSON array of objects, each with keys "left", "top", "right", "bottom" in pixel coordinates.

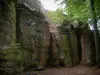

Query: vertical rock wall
[
  {"left": 70, "top": 32, "right": 79, "bottom": 66},
  {"left": 81, "top": 31, "right": 92, "bottom": 65},
  {"left": 59, "top": 34, "right": 73, "bottom": 67},
  {"left": 46, "top": 33, "right": 59, "bottom": 66},
  {"left": 38, "top": 23, "right": 50, "bottom": 66},
  {"left": 17, "top": 3, "right": 51, "bottom": 68},
  {"left": 0, "top": 1, "right": 16, "bottom": 50},
  {"left": 0, "top": 0, "right": 16, "bottom": 74}
]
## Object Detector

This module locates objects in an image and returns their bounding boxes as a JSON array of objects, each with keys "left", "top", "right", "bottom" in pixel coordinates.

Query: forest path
[{"left": 39, "top": 65, "right": 100, "bottom": 75}]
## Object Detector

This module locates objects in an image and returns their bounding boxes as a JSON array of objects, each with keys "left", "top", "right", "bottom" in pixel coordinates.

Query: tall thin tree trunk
[{"left": 90, "top": 0, "right": 100, "bottom": 66}]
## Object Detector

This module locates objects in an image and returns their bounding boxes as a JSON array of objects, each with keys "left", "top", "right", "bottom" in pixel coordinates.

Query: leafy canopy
[
  {"left": 55, "top": 0, "right": 100, "bottom": 22},
  {"left": 47, "top": 8, "right": 68, "bottom": 24}
]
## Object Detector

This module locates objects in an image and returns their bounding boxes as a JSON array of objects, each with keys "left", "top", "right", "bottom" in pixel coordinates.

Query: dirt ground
[{"left": 39, "top": 65, "right": 100, "bottom": 75}]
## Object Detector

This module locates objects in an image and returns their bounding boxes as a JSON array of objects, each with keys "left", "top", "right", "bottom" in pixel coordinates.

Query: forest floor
[{"left": 24, "top": 65, "right": 100, "bottom": 75}]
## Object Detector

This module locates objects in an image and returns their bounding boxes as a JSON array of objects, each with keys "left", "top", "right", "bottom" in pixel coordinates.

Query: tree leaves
[
  {"left": 65, "top": 0, "right": 91, "bottom": 22},
  {"left": 47, "top": 8, "right": 67, "bottom": 24}
]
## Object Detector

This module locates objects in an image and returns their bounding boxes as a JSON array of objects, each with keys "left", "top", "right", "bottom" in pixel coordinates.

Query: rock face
[
  {"left": 70, "top": 32, "right": 79, "bottom": 66},
  {"left": 17, "top": 0, "right": 51, "bottom": 68},
  {"left": 38, "top": 22, "right": 50, "bottom": 66},
  {"left": 57, "top": 21, "right": 96, "bottom": 67},
  {"left": 0, "top": 1, "right": 16, "bottom": 50},
  {"left": 81, "top": 30, "right": 94, "bottom": 65},
  {"left": 18, "top": 0, "right": 45, "bottom": 13},
  {"left": 46, "top": 18, "right": 60, "bottom": 66},
  {"left": 59, "top": 34, "right": 72, "bottom": 67},
  {"left": 48, "top": 19, "right": 79, "bottom": 67},
  {"left": 58, "top": 31, "right": 78, "bottom": 67},
  {"left": 0, "top": 1, "right": 97, "bottom": 75},
  {"left": 0, "top": 0, "right": 51, "bottom": 74},
  {"left": 47, "top": 33, "right": 59, "bottom": 66},
  {"left": 0, "top": 0, "right": 16, "bottom": 74}
]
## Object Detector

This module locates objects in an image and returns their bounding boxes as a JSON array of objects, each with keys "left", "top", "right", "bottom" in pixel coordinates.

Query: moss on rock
[{"left": 59, "top": 35, "right": 72, "bottom": 67}]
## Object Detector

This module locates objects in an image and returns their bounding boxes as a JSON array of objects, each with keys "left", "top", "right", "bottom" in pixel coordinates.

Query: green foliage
[
  {"left": 66, "top": 0, "right": 91, "bottom": 22},
  {"left": 47, "top": 8, "right": 67, "bottom": 24},
  {"left": 55, "top": 0, "right": 100, "bottom": 22},
  {"left": 94, "top": 0, "right": 100, "bottom": 16},
  {"left": 48, "top": 0, "right": 96, "bottom": 26},
  {"left": 4, "top": 0, "right": 17, "bottom": 3}
]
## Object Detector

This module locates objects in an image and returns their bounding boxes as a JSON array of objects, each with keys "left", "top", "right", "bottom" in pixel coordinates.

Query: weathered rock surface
[
  {"left": 81, "top": 31, "right": 93, "bottom": 65},
  {"left": 17, "top": 0, "right": 51, "bottom": 68},
  {"left": 59, "top": 34, "right": 72, "bottom": 67},
  {"left": 0, "top": 0, "right": 16, "bottom": 74},
  {"left": 0, "top": 0, "right": 97, "bottom": 75}
]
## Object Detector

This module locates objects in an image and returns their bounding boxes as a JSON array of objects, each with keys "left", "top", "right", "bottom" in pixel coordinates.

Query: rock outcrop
[
  {"left": 0, "top": 0, "right": 16, "bottom": 74},
  {"left": 58, "top": 31, "right": 78, "bottom": 67},
  {"left": 17, "top": 0, "right": 51, "bottom": 68},
  {"left": 0, "top": 0, "right": 51, "bottom": 74}
]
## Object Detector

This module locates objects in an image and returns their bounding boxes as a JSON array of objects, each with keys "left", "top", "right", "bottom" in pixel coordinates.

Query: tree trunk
[{"left": 90, "top": 0, "right": 100, "bottom": 65}]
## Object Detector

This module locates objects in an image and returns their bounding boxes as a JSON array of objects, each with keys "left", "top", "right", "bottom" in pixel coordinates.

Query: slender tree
[{"left": 90, "top": 0, "right": 100, "bottom": 66}]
